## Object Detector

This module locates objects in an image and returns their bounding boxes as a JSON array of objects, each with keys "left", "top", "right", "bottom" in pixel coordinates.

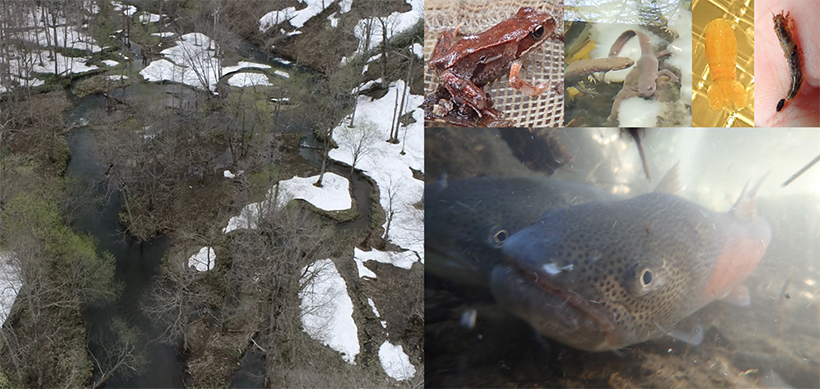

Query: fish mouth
[{"left": 490, "top": 264, "right": 625, "bottom": 351}]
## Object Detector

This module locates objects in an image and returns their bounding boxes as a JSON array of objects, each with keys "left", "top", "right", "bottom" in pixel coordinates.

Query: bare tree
[
  {"left": 382, "top": 176, "right": 403, "bottom": 241},
  {"left": 338, "top": 117, "right": 380, "bottom": 174},
  {"left": 89, "top": 318, "right": 147, "bottom": 389}
]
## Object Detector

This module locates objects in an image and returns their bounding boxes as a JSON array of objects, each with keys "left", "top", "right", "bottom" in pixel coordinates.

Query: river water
[{"left": 62, "top": 37, "right": 375, "bottom": 387}]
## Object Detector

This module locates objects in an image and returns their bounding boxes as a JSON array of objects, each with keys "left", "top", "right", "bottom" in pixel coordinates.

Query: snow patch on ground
[
  {"left": 32, "top": 53, "right": 98, "bottom": 74},
  {"left": 0, "top": 4, "right": 106, "bottom": 92},
  {"left": 354, "top": 248, "right": 417, "bottom": 272},
  {"left": 152, "top": 32, "right": 175, "bottom": 38},
  {"left": 227, "top": 72, "right": 271, "bottom": 87},
  {"left": 278, "top": 173, "right": 351, "bottom": 211},
  {"left": 412, "top": 43, "right": 423, "bottom": 58},
  {"left": 224, "top": 173, "right": 351, "bottom": 233},
  {"left": 188, "top": 247, "right": 216, "bottom": 272},
  {"left": 273, "top": 70, "right": 290, "bottom": 79},
  {"left": 354, "top": 0, "right": 422, "bottom": 54},
  {"left": 367, "top": 298, "right": 387, "bottom": 328},
  {"left": 140, "top": 33, "right": 271, "bottom": 92},
  {"left": 300, "top": 259, "right": 359, "bottom": 364},
  {"left": 379, "top": 341, "right": 415, "bottom": 380},
  {"left": 138, "top": 11, "right": 162, "bottom": 24},
  {"left": 352, "top": 250, "right": 378, "bottom": 279},
  {"left": 111, "top": 1, "right": 136, "bottom": 16},
  {"left": 260, "top": 0, "right": 352, "bottom": 32},
  {"left": 329, "top": 80, "right": 424, "bottom": 259},
  {"left": 0, "top": 252, "right": 22, "bottom": 326},
  {"left": 102, "top": 60, "right": 119, "bottom": 67}
]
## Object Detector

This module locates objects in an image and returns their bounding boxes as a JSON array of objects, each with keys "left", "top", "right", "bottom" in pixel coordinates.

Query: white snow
[
  {"left": 353, "top": 0, "right": 422, "bottom": 54},
  {"left": 378, "top": 341, "right": 415, "bottom": 380},
  {"left": 411, "top": 43, "right": 423, "bottom": 58},
  {"left": 223, "top": 170, "right": 235, "bottom": 179},
  {"left": 328, "top": 12, "right": 339, "bottom": 28},
  {"left": 300, "top": 259, "right": 359, "bottom": 364},
  {"left": 111, "top": 1, "right": 137, "bottom": 17},
  {"left": 140, "top": 33, "right": 271, "bottom": 92},
  {"left": 260, "top": 7, "right": 297, "bottom": 31},
  {"left": 0, "top": 3, "right": 103, "bottom": 93},
  {"left": 278, "top": 173, "right": 351, "bottom": 211},
  {"left": 353, "top": 251, "right": 378, "bottom": 279},
  {"left": 0, "top": 252, "right": 22, "bottom": 325},
  {"left": 260, "top": 0, "right": 353, "bottom": 32},
  {"left": 367, "top": 298, "right": 387, "bottom": 328},
  {"left": 227, "top": 72, "right": 271, "bottom": 87},
  {"left": 355, "top": 78, "right": 382, "bottom": 93},
  {"left": 188, "top": 247, "right": 216, "bottom": 272},
  {"left": 31, "top": 53, "right": 98, "bottom": 75},
  {"left": 102, "top": 60, "right": 120, "bottom": 67},
  {"left": 223, "top": 61, "right": 271, "bottom": 74},
  {"left": 224, "top": 173, "right": 352, "bottom": 233},
  {"left": 354, "top": 248, "right": 417, "bottom": 271},
  {"left": 329, "top": 80, "right": 424, "bottom": 259},
  {"left": 152, "top": 32, "right": 175, "bottom": 38},
  {"left": 138, "top": 11, "right": 162, "bottom": 24},
  {"left": 273, "top": 70, "right": 290, "bottom": 79},
  {"left": 224, "top": 201, "right": 270, "bottom": 233},
  {"left": 105, "top": 74, "right": 128, "bottom": 81}
]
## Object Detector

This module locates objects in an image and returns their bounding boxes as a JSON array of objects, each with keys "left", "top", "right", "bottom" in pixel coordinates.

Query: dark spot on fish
[{"left": 784, "top": 293, "right": 790, "bottom": 299}]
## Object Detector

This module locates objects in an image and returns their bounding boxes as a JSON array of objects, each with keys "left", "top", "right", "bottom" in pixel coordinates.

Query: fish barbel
[
  {"left": 492, "top": 175, "right": 771, "bottom": 351},
  {"left": 426, "top": 176, "right": 614, "bottom": 287}
]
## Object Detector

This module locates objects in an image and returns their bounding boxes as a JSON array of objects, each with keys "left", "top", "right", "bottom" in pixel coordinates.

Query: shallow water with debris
[{"left": 425, "top": 128, "right": 820, "bottom": 388}]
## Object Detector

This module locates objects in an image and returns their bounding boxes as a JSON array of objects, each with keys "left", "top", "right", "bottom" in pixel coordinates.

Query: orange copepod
[{"left": 704, "top": 19, "right": 746, "bottom": 110}]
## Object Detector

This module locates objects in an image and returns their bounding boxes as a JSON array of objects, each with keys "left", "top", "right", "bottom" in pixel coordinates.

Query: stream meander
[{"left": 63, "top": 37, "right": 376, "bottom": 387}]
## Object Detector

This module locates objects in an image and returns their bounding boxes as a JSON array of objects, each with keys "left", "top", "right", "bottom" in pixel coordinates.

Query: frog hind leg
[
  {"left": 439, "top": 70, "right": 492, "bottom": 116},
  {"left": 707, "top": 79, "right": 746, "bottom": 110}
]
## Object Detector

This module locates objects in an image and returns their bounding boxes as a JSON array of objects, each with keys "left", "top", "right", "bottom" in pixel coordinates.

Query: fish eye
[
  {"left": 491, "top": 228, "right": 510, "bottom": 246},
  {"left": 627, "top": 263, "right": 656, "bottom": 296},
  {"left": 531, "top": 25, "right": 545, "bottom": 40},
  {"left": 641, "top": 269, "right": 653, "bottom": 287}
]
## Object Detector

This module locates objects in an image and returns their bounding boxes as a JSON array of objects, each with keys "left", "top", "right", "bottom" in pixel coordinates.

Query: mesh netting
[{"left": 424, "top": 0, "right": 565, "bottom": 127}]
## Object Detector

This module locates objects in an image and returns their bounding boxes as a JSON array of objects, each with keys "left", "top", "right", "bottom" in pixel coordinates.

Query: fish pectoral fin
[
  {"left": 718, "top": 284, "right": 751, "bottom": 307},
  {"left": 663, "top": 324, "right": 704, "bottom": 347}
]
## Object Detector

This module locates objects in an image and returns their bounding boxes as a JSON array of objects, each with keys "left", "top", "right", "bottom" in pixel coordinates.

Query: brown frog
[{"left": 426, "top": 7, "right": 556, "bottom": 125}]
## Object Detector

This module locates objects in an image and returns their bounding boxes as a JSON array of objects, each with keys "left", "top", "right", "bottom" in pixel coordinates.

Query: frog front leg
[{"left": 508, "top": 59, "right": 550, "bottom": 95}]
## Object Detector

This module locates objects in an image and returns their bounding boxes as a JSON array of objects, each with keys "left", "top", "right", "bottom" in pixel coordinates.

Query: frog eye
[{"left": 530, "top": 25, "right": 546, "bottom": 40}]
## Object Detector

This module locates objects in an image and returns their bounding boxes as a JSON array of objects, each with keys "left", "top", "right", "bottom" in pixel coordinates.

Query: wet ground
[{"left": 425, "top": 128, "right": 820, "bottom": 388}]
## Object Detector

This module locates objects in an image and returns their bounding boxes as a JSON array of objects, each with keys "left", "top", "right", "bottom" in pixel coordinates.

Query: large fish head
[{"left": 491, "top": 192, "right": 768, "bottom": 352}]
